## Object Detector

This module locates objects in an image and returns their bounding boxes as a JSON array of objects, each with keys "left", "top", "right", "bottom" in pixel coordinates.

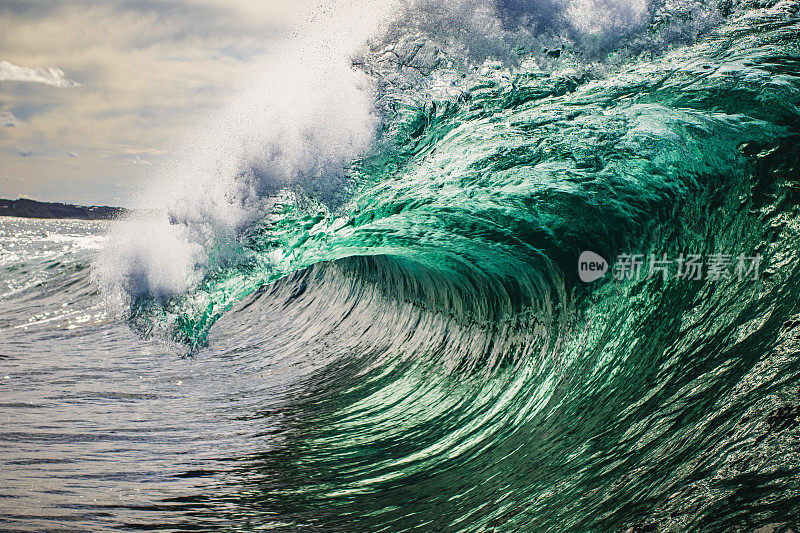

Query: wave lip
[{"left": 93, "top": 0, "right": 743, "bottom": 322}]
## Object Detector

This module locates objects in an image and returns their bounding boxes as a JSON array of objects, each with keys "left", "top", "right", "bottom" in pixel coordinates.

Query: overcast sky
[{"left": 0, "top": 0, "right": 319, "bottom": 206}]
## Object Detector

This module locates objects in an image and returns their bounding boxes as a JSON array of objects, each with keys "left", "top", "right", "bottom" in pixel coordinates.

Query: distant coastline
[{"left": 0, "top": 198, "right": 126, "bottom": 221}]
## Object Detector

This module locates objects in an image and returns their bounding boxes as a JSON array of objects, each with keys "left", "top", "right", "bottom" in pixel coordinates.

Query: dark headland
[{"left": 0, "top": 198, "right": 126, "bottom": 221}]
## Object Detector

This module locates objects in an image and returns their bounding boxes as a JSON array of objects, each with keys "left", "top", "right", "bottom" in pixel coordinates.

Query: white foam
[
  {"left": 94, "top": 0, "right": 396, "bottom": 304},
  {"left": 564, "top": 0, "right": 649, "bottom": 36}
]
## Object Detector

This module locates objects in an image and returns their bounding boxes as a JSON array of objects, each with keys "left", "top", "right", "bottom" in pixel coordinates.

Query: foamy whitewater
[{"left": 2, "top": 0, "right": 800, "bottom": 530}]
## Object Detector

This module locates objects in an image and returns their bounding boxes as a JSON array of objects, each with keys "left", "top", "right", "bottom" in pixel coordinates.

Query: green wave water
[
  {"left": 131, "top": 1, "right": 798, "bottom": 348},
  {"left": 93, "top": 0, "right": 800, "bottom": 530}
]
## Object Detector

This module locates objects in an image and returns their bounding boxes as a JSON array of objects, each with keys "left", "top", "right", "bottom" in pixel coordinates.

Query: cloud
[
  {"left": 0, "top": 0, "right": 320, "bottom": 205},
  {"left": 0, "top": 60, "right": 80, "bottom": 87},
  {"left": 14, "top": 147, "right": 35, "bottom": 157},
  {"left": 0, "top": 110, "right": 19, "bottom": 127}
]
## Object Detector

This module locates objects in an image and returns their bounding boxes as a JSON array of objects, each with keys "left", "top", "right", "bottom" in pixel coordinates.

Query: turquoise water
[{"left": 3, "top": 0, "right": 800, "bottom": 530}]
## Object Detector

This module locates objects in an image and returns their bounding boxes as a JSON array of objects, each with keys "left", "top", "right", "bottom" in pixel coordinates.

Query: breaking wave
[{"left": 90, "top": 0, "right": 800, "bottom": 529}]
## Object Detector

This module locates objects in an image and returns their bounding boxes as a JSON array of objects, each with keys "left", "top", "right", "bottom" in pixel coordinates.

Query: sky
[
  {"left": 0, "top": 0, "right": 318, "bottom": 206},
  {"left": 0, "top": 0, "right": 660, "bottom": 208}
]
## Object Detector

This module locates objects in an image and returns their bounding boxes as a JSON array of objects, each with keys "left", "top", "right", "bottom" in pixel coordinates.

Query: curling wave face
[{"left": 83, "top": 0, "right": 800, "bottom": 529}]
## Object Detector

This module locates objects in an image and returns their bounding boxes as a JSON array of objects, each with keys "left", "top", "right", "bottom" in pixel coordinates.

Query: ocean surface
[{"left": 3, "top": 0, "right": 800, "bottom": 531}]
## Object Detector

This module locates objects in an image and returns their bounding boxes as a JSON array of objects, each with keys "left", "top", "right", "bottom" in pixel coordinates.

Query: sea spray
[{"left": 94, "top": 0, "right": 398, "bottom": 305}]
